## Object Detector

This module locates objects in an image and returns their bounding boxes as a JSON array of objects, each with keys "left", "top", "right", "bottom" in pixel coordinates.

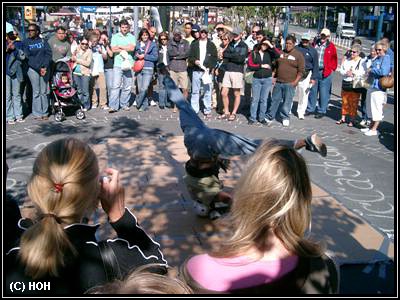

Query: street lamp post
[
  {"left": 283, "top": 6, "right": 290, "bottom": 44},
  {"left": 376, "top": 6, "right": 385, "bottom": 41},
  {"left": 204, "top": 6, "right": 209, "bottom": 26},
  {"left": 21, "top": 6, "right": 25, "bottom": 39}
]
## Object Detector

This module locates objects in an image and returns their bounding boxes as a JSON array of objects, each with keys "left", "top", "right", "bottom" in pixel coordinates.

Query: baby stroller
[{"left": 50, "top": 60, "right": 85, "bottom": 122}]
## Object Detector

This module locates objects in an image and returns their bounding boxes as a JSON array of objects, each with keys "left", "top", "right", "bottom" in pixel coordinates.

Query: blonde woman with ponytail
[
  {"left": 6, "top": 138, "right": 167, "bottom": 295},
  {"left": 180, "top": 140, "right": 339, "bottom": 294}
]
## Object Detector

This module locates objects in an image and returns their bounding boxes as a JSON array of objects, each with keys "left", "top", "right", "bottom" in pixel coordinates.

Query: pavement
[{"left": 5, "top": 69, "right": 395, "bottom": 295}]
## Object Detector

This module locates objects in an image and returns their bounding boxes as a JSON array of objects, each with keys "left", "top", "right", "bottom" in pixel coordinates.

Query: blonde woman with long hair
[
  {"left": 180, "top": 140, "right": 339, "bottom": 294},
  {"left": 6, "top": 138, "right": 167, "bottom": 295}
]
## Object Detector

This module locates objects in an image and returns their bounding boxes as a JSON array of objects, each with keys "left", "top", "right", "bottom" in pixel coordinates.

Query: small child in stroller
[{"left": 56, "top": 73, "right": 76, "bottom": 98}]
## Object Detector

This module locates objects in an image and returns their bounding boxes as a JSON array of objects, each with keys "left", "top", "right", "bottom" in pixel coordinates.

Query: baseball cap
[
  {"left": 301, "top": 32, "right": 312, "bottom": 40},
  {"left": 231, "top": 26, "right": 242, "bottom": 36},
  {"left": 200, "top": 26, "right": 208, "bottom": 33},
  {"left": 191, "top": 24, "right": 201, "bottom": 32},
  {"left": 320, "top": 28, "right": 331, "bottom": 36}
]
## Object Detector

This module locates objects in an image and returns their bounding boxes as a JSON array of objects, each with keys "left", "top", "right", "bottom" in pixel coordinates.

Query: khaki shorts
[
  {"left": 222, "top": 71, "right": 244, "bottom": 89},
  {"left": 183, "top": 174, "right": 222, "bottom": 206},
  {"left": 170, "top": 70, "right": 189, "bottom": 90}
]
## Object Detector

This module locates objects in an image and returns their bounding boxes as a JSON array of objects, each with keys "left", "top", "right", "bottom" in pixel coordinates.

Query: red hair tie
[{"left": 53, "top": 183, "right": 64, "bottom": 193}]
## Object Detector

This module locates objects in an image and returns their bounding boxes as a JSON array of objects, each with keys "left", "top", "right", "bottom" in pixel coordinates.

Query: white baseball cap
[{"left": 320, "top": 28, "right": 331, "bottom": 36}]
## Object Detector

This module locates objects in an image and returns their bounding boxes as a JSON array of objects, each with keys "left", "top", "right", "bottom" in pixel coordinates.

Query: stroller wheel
[
  {"left": 54, "top": 111, "right": 64, "bottom": 122},
  {"left": 76, "top": 110, "right": 85, "bottom": 120}
]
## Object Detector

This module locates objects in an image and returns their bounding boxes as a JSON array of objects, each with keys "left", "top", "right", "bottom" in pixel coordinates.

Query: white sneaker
[
  {"left": 298, "top": 114, "right": 304, "bottom": 120},
  {"left": 359, "top": 119, "right": 367, "bottom": 126},
  {"left": 364, "top": 130, "right": 378, "bottom": 136},
  {"left": 133, "top": 101, "right": 137, "bottom": 107},
  {"left": 150, "top": 99, "right": 157, "bottom": 106},
  {"left": 102, "top": 105, "right": 110, "bottom": 110},
  {"left": 360, "top": 128, "right": 370, "bottom": 133},
  {"left": 282, "top": 119, "right": 290, "bottom": 127}
]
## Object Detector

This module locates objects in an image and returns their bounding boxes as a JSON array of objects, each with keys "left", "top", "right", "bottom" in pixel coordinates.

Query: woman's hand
[{"left": 98, "top": 168, "right": 125, "bottom": 223}]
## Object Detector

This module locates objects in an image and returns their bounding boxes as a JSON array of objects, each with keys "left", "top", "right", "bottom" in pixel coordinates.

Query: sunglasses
[
  {"left": 375, "top": 48, "right": 383, "bottom": 51},
  {"left": 222, "top": 38, "right": 229, "bottom": 41},
  {"left": 351, "top": 51, "right": 358, "bottom": 54},
  {"left": 28, "top": 29, "right": 36, "bottom": 32},
  {"left": 81, "top": 42, "right": 88, "bottom": 45},
  {"left": 252, "top": 31, "right": 257, "bottom": 33}
]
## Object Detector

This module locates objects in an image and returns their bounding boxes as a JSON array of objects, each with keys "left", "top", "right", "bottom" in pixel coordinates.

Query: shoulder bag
[
  {"left": 245, "top": 52, "right": 255, "bottom": 84},
  {"left": 379, "top": 72, "right": 394, "bottom": 89},
  {"left": 133, "top": 41, "right": 151, "bottom": 73}
]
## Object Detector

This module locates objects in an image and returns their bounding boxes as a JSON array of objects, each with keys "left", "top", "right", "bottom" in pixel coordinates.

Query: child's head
[{"left": 61, "top": 74, "right": 69, "bottom": 84}]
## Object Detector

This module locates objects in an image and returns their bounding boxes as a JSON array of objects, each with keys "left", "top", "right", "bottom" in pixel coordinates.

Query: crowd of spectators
[{"left": 5, "top": 15, "right": 394, "bottom": 134}]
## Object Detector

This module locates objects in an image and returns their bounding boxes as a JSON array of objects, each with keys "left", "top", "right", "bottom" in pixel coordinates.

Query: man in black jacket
[
  {"left": 219, "top": 27, "right": 248, "bottom": 121},
  {"left": 188, "top": 26, "right": 218, "bottom": 118}
]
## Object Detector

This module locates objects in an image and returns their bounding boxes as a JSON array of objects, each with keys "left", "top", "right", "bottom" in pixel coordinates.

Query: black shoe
[
  {"left": 314, "top": 113, "right": 324, "bottom": 119},
  {"left": 304, "top": 111, "right": 313, "bottom": 116},
  {"left": 159, "top": 106, "right": 165, "bottom": 110},
  {"left": 248, "top": 119, "right": 255, "bottom": 125},
  {"left": 108, "top": 109, "right": 117, "bottom": 113},
  {"left": 259, "top": 119, "right": 267, "bottom": 125},
  {"left": 305, "top": 133, "right": 327, "bottom": 157}
]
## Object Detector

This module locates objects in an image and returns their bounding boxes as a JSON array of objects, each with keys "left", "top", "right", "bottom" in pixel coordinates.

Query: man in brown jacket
[{"left": 265, "top": 35, "right": 305, "bottom": 127}]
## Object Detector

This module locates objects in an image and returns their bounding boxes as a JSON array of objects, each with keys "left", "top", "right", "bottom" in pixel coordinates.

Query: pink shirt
[{"left": 186, "top": 254, "right": 299, "bottom": 292}]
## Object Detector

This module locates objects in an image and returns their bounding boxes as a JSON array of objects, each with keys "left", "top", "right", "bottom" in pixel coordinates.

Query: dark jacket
[
  {"left": 247, "top": 47, "right": 280, "bottom": 78},
  {"left": 168, "top": 38, "right": 190, "bottom": 72},
  {"left": 296, "top": 44, "right": 319, "bottom": 80},
  {"left": 6, "top": 40, "right": 26, "bottom": 81},
  {"left": 5, "top": 208, "right": 167, "bottom": 295},
  {"left": 22, "top": 37, "right": 52, "bottom": 74},
  {"left": 188, "top": 39, "right": 218, "bottom": 71},
  {"left": 223, "top": 40, "right": 248, "bottom": 73}
]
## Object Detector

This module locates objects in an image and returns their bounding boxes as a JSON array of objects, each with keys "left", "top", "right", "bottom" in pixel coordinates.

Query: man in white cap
[
  {"left": 306, "top": 28, "right": 337, "bottom": 119},
  {"left": 294, "top": 32, "right": 319, "bottom": 119}
]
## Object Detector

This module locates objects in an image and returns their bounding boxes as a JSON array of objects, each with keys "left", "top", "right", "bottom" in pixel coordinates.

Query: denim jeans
[
  {"left": 135, "top": 67, "right": 154, "bottom": 110},
  {"left": 307, "top": 71, "right": 333, "bottom": 114},
  {"left": 191, "top": 70, "right": 212, "bottom": 114},
  {"left": 266, "top": 82, "right": 295, "bottom": 121},
  {"left": 6, "top": 75, "right": 23, "bottom": 121},
  {"left": 104, "top": 68, "right": 114, "bottom": 104},
  {"left": 73, "top": 74, "right": 91, "bottom": 109},
  {"left": 250, "top": 77, "right": 273, "bottom": 122},
  {"left": 109, "top": 67, "right": 133, "bottom": 110},
  {"left": 157, "top": 73, "right": 167, "bottom": 107},
  {"left": 27, "top": 68, "right": 49, "bottom": 117}
]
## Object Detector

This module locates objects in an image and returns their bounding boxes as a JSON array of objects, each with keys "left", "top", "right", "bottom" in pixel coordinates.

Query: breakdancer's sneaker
[{"left": 305, "top": 133, "right": 327, "bottom": 157}]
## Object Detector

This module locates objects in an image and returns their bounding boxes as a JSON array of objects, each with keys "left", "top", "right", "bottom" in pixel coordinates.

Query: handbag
[
  {"left": 245, "top": 71, "right": 254, "bottom": 84},
  {"left": 341, "top": 80, "right": 353, "bottom": 91},
  {"left": 133, "top": 41, "right": 151, "bottom": 73},
  {"left": 245, "top": 51, "right": 256, "bottom": 84},
  {"left": 379, "top": 73, "right": 394, "bottom": 89}
]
